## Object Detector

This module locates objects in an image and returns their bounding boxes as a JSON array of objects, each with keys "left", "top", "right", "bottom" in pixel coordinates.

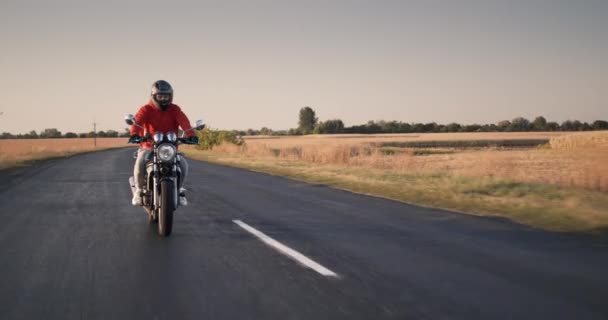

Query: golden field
[
  {"left": 219, "top": 131, "right": 608, "bottom": 191},
  {"left": 185, "top": 131, "right": 608, "bottom": 233},
  {"left": 0, "top": 138, "right": 129, "bottom": 169}
]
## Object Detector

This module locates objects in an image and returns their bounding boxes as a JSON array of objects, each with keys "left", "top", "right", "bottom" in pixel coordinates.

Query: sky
[{"left": 0, "top": 0, "right": 606, "bottom": 133}]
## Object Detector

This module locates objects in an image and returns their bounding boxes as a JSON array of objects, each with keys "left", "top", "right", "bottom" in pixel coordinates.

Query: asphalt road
[{"left": 1, "top": 148, "right": 608, "bottom": 320}]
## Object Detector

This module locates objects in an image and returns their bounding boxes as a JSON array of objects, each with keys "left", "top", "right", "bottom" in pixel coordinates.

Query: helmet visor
[{"left": 155, "top": 94, "right": 171, "bottom": 102}]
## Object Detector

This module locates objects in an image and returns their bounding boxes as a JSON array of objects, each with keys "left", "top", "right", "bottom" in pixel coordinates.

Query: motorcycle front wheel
[{"left": 158, "top": 179, "right": 174, "bottom": 237}]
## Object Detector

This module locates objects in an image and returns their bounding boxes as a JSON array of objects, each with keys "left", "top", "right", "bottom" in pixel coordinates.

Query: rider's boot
[
  {"left": 179, "top": 187, "right": 188, "bottom": 206},
  {"left": 132, "top": 188, "right": 143, "bottom": 206}
]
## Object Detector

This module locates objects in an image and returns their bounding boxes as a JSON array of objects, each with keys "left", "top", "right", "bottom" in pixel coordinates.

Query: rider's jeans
[{"left": 134, "top": 148, "right": 189, "bottom": 191}]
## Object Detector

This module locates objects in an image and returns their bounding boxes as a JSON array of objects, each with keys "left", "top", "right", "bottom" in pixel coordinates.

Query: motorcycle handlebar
[
  {"left": 127, "top": 134, "right": 151, "bottom": 144},
  {"left": 128, "top": 135, "right": 197, "bottom": 145}
]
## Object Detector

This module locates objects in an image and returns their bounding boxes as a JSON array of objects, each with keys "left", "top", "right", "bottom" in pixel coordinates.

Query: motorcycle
[{"left": 124, "top": 114, "right": 205, "bottom": 237}]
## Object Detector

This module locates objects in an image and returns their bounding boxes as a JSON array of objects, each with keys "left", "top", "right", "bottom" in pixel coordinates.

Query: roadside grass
[
  {"left": 0, "top": 138, "right": 129, "bottom": 170},
  {"left": 183, "top": 148, "right": 608, "bottom": 234}
]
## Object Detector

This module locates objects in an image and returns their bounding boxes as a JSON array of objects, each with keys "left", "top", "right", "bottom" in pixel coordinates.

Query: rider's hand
[
  {"left": 128, "top": 134, "right": 142, "bottom": 144},
  {"left": 186, "top": 135, "right": 199, "bottom": 145}
]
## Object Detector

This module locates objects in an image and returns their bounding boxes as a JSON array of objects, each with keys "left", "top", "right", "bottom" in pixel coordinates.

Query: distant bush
[{"left": 196, "top": 128, "right": 244, "bottom": 150}]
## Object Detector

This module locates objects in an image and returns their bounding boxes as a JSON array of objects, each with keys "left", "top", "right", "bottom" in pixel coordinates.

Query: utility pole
[{"left": 93, "top": 119, "right": 97, "bottom": 147}]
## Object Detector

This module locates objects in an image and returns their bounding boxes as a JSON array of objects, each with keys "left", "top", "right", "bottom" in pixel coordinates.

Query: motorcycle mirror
[
  {"left": 125, "top": 114, "right": 136, "bottom": 126},
  {"left": 194, "top": 119, "right": 205, "bottom": 130}
]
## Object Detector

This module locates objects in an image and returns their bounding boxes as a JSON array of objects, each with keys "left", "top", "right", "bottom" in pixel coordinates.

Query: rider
[{"left": 128, "top": 80, "right": 199, "bottom": 206}]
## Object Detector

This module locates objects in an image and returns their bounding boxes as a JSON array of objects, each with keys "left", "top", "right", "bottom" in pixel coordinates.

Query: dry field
[
  {"left": 218, "top": 131, "right": 608, "bottom": 191},
  {"left": 0, "top": 138, "right": 129, "bottom": 169},
  {"left": 186, "top": 131, "right": 608, "bottom": 232}
]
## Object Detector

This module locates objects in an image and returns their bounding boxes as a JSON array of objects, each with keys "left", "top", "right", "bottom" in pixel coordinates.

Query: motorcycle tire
[{"left": 158, "top": 179, "right": 174, "bottom": 237}]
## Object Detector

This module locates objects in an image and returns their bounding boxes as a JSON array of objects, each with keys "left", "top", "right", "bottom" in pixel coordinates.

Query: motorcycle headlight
[
  {"left": 166, "top": 132, "right": 177, "bottom": 143},
  {"left": 153, "top": 132, "right": 164, "bottom": 143},
  {"left": 157, "top": 143, "right": 176, "bottom": 162}
]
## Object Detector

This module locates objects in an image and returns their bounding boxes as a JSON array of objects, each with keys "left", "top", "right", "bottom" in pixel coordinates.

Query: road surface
[{"left": 1, "top": 148, "right": 607, "bottom": 319}]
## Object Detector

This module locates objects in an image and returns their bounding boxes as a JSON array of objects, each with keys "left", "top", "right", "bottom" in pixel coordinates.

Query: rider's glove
[
  {"left": 128, "top": 134, "right": 142, "bottom": 144},
  {"left": 186, "top": 135, "right": 199, "bottom": 145}
]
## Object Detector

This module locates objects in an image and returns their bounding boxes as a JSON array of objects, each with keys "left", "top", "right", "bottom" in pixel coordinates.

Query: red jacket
[{"left": 130, "top": 101, "right": 194, "bottom": 149}]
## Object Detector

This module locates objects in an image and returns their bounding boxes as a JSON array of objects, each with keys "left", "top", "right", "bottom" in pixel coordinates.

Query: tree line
[
  {"left": 236, "top": 107, "right": 608, "bottom": 136},
  {"left": 2, "top": 106, "right": 607, "bottom": 139},
  {"left": 0, "top": 128, "right": 131, "bottom": 139}
]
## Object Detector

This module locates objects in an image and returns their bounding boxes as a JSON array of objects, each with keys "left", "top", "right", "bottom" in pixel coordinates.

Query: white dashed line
[{"left": 233, "top": 219, "right": 339, "bottom": 278}]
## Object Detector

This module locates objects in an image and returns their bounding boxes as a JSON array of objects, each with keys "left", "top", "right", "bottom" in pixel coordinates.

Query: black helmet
[{"left": 151, "top": 80, "right": 174, "bottom": 111}]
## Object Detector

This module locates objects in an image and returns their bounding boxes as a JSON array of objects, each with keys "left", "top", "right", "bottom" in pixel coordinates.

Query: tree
[
  {"left": 561, "top": 120, "right": 584, "bottom": 131},
  {"left": 509, "top": 117, "right": 531, "bottom": 131},
  {"left": 1, "top": 132, "right": 14, "bottom": 139},
  {"left": 411, "top": 123, "right": 425, "bottom": 133},
  {"left": 260, "top": 127, "right": 273, "bottom": 136},
  {"left": 378, "top": 120, "right": 400, "bottom": 133},
  {"left": 532, "top": 116, "right": 547, "bottom": 131},
  {"left": 423, "top": 122, "right": 439, "bottom": 133},
  {"left": 496, "top": 120, "right": 511, "bottom": 131},
  {"left": 40, "top": 128, "right": 62, "bottom": 138},
  {"left": 298, "top": 106, "right": 318, "bottom": 135},
  {"left": 106, "top": 130, "right": 119, "bottom": 137},
  {"left": 365, "top": 121, "right": 382, "bottom": 133},
  {"left": 479, "top": 124, "right": 497, "bottom": 132},
  {"left": 592, "top": 120, "right": 608, "bottom": 130},
  {"left": 444, "top": 123, "right": 462, "bottom": 132},
  {"left": 64, "top": 132, "right": 78, "bottom": 138},
  {"left": 462, "top": 124, "right": 482, "bottom": 132},
  {"left": 397, "top": 122, "right": 412, "bottom": 133},
  {"left": 546, "top": 122, "right": 560, "bottom": 131},
  {"left": 314, "top": 119, "right": 345, "bottom": 134},
  {"left": 561, "top": 120, "right": 575, "bottom": 131},
  {"left": 327, "top": 119, "right": 345, "bottom": 133},
  {"left": 582, "top": 122, "right": 592, "bottom": 131},
  {"left": 312, "top": 124, "right": 322, "bottom": 134}
]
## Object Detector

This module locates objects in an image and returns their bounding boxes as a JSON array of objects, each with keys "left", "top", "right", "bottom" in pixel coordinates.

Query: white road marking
[{"left": 233, "top": 219, "right": 339, "bottom": 278}]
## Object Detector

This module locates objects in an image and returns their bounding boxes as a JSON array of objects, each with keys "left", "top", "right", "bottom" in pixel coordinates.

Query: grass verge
[{"left": 184, "top": 149, "right": 608, "bottom": 234}]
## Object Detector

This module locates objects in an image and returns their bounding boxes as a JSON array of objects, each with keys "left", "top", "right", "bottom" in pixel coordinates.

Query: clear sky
[{"left": 0, "top": 0, "right": 606, "bottom": 133}]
